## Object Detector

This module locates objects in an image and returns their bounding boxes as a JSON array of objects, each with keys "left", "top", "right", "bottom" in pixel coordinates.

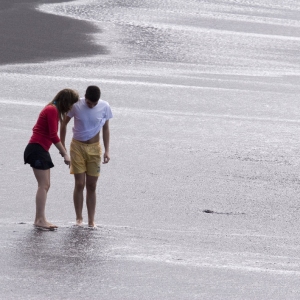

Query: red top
[{"left": 29, "top": 105, "right": 60, "bottom": 151}]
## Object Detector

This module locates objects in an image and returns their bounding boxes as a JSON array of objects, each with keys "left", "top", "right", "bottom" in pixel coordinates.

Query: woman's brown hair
[{"left": 48, "top": 89, "right": 79, "bottom": 121}]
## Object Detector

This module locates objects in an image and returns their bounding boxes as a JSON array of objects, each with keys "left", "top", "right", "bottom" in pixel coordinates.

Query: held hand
[
  {"left": 103, "top": 152, "right": 110, "bottom": 164},
  {"left": 63, "top": 154, "right": 71, "bottom": 166}
]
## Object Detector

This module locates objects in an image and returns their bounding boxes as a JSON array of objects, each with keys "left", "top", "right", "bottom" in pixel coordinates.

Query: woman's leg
[{"left": 33, "top": 168, "right": 57, "bottom": 229}]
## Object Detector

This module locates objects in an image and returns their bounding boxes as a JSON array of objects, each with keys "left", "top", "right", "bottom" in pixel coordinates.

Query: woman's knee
[
  {"left": 33, "top": 169, "right": 50, "bottom": 191},
  {"left": 39, "top": 182, "right": 50, "bottom": 191}
]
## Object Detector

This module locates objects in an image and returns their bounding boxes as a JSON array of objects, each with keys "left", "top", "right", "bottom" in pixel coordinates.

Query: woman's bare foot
[{"left": 34, "top": 219, "right": 58, "bottom": 230}]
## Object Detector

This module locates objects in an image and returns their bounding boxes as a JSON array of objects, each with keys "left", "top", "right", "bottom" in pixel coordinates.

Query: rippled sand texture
[{"left": 1, "top": 1, "right": 300, "bottom": 299}]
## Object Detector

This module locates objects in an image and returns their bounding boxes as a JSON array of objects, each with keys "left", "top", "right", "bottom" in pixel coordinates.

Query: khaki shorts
[{"left": 70, "top": 139, "right": 102, "bottom": 177}]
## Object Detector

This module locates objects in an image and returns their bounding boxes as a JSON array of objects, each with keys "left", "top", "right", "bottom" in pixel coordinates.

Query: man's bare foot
[
  {"left": 34, "top": 219, "right": 58, "bottom": 230},
  {"left": 88, "top": 221, "right": 96, "bottom": 228},
  {"left": 76, "top": 219, "right": 83, "bottom": 226}
]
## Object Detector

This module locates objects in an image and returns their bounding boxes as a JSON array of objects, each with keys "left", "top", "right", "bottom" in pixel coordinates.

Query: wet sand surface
[
  {"left": 2, "top": 1, "right": 300, "bottom": 299},
  {"left": 0, "top": 0, "right": 105, "bottom": 65},
  {"left": 2, "top": 222, "right": 300, "bottom": 299},
  {"left": 2, "top": 97, "right": 300, "bottom": 299}
]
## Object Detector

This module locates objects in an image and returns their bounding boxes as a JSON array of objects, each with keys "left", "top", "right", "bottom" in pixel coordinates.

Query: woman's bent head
[{"left": 50, "top": 89, "right": 79, "bottom": 120}]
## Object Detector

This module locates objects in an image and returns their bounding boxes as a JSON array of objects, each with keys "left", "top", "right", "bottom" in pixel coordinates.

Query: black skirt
[{"left": 24, "top": 143, "right": 54, "bottom": 170}]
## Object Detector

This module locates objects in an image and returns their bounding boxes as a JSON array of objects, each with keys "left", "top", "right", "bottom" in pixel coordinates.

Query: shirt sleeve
[
  {"left": 46, "top": 106, "right": 60, "bottom": 144},
  {"left": 105, "top": 104, "right": 113, "bottom": 120},
  {"left": 67, "top": 106, "right": 75, "bottom": 118}
]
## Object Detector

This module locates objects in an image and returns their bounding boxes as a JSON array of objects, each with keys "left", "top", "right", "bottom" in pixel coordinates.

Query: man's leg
[
  {"left": 73, "top": 173, "right": 86, "bottom": 225},
  {"left": 86, "top": 174, "right": 99, "bottom": 227},
  {"left": 33, "top": 168, "right": 57, "bottom": 229}
]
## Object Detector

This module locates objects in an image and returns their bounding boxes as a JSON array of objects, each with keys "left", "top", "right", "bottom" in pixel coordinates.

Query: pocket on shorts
[{"left": 88, "top": 144, "right": 101, "bottom": 156}]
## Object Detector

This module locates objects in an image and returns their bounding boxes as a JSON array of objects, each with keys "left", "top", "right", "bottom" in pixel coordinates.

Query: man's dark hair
[{"left": 85, "top": 85, "right": 101, "bottom": 102}]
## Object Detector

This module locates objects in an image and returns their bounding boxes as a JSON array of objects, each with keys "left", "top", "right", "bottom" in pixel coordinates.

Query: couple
[{"left": 24, "top": 86, "right": 113, "bottom": 230}]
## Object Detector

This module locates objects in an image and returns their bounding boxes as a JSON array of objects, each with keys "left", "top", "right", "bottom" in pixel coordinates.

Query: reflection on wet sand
[{"left": 18, "top": 226, "right": 108, "bottom": 269}]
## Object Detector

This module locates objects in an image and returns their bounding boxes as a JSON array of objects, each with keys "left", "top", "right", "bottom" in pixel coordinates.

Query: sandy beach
[{"left": 1, "top": 0, "right": 300, "bottom": 299}]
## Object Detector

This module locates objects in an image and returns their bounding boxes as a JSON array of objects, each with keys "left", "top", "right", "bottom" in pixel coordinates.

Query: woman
[{"left": 24, "top": 88, "right": 79, "bottom": 230}]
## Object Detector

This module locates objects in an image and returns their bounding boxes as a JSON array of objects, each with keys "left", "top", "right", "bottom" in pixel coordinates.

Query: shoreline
[{"left": 0, "top": 0, "right": 106, "bottom": 65}]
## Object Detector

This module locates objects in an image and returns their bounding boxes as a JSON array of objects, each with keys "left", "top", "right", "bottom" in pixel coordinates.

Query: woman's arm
[{"left": 54, "top": 141, "right": 70, "bottom": 166}]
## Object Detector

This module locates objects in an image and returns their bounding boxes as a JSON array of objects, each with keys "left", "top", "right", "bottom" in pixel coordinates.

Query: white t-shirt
[{"left": 67, "top": 98, "right": 113, "bottom": 141}]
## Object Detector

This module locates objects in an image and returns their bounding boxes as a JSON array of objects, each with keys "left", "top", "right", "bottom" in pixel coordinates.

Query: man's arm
[
  {"left": 102, "top": 120, "right": 110, "bottom": 164},
  {"left": 60, "top": 115, "right": 71, "bottom": 149}
]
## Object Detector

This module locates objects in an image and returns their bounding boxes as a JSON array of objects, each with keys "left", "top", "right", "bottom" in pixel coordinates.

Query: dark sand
[{"left": 0, "top": 0, "right": 107, "bottom": 65}]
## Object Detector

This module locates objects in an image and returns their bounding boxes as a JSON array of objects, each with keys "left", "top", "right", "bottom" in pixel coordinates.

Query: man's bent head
[{"left": 85, "top": 85, "right": 101, "bottom": 102}]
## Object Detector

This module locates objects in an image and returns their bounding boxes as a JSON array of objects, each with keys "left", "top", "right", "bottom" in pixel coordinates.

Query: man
[{"left": 60, "top": 85, "right": 113, "bottom": 227}]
